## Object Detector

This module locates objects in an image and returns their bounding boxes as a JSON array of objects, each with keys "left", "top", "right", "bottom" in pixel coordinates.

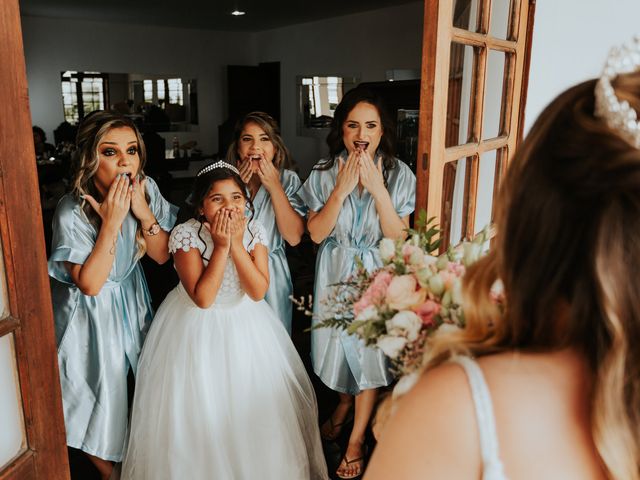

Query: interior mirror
[
  {"left": 60, "top": 71, "right": 198, "bottom": 132},
  {"left": 296, "top": 75, "right": 359, "bottom": 136}
]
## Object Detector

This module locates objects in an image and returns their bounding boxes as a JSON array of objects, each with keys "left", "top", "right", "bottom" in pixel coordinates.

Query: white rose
[
  {"left": 376, "top": 335, "right": 407, "bottom": 359},
  {"left": 378, "top": 238, "right": 396, "bottom": 262},
  {"left": 355, "top": 304, "right": 378, "bottom": 322},
  {"left": 385, "top": 311, "right": 422, "bottom": 341}
]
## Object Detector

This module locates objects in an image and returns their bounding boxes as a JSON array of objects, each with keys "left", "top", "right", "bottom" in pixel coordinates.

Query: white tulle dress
[{"left": 121, "top": 219, "right": 328, "bottom": 480}]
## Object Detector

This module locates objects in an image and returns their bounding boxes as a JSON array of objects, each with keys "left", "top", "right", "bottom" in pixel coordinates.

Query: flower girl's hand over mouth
[
  {"left": 229, "top": 209, "right": 247, "bottom": 247},
  {"left": 210, "top": 209, "right": 231, "bottom": 250}
]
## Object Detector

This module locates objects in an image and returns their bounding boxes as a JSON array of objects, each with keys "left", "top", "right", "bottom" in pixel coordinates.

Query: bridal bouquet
[{"left": 307, "top": 211, "right": 491, "bottom": 377}]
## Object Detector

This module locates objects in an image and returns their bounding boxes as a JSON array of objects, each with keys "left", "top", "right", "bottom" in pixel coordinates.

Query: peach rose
[{"left": 385, "top": 275, "right": 426, "bottom": 310}]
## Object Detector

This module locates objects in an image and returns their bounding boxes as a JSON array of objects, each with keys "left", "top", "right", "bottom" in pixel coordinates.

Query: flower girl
[{"left": 121, "top": 161, "right": 328, "bottom": 479}]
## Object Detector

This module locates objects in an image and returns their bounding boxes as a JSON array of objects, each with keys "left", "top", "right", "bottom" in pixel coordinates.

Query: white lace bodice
[{"left": 169, "top": 218, "right": 268, "bottom": 305}]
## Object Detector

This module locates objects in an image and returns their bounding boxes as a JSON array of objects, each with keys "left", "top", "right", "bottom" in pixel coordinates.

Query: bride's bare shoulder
[{"left": 365, "top": 362, "right": 482, "bottom": 479}]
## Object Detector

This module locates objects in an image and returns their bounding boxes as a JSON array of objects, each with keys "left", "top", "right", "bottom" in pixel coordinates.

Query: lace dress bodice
[{"left": 169, "top": 218, "right": 268, "bottom": 305}]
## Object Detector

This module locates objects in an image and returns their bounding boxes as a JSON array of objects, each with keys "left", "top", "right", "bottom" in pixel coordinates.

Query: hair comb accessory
[
  {"left": 594, "top": 36, "right": 640, "bottom": 148},
  {"left": 197, "top": 160, "right": 240, "bottom": 176}
]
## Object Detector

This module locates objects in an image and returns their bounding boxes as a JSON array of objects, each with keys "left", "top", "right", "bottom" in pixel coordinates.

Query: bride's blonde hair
[{"left": 423, "top": 72, "right": 640, "bottom": 479}]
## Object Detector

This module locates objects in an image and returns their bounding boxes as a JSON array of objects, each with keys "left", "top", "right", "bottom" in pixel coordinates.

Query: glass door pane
[
  {"left": 474, "top": 150, "right": 496, "bottom": 234},
  {"left": 489, "top": 0, "right": 514, "bottom": 40},
  {"left": 0, "top": 333, "right": 26, "bottom": 468},
  {"left": 453, "top": 0, "right": 479, "bottom": 32},
  {"left": 483, "top": 50, "right": 508, "bottom": 140},
  {"left": 446, "top": 43, "right": 478, "bottom": 147}
]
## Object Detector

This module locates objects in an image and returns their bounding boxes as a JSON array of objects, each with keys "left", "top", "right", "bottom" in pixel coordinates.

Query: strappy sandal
[
  {"left": 320, "top": 409, "right": 353, "bottom": 441},
  {"left": 335, "top": 453, "right": 365, "bottom": 479}
]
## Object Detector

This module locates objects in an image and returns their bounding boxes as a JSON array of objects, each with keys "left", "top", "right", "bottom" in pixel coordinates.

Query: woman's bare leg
[
  {"left": 85, "top": 452, "right": 113, "bottom": 480},
  {"left": 321, "top": 392, "right": 354, "bottom": 440},
  {"left": 336, "top": 388, "right": 378, "bottom": 478}
]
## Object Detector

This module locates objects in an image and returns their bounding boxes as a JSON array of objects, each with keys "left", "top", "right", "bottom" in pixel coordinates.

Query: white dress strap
[{"left": 451, "top": 356, "right": 508, "bottom": 480}]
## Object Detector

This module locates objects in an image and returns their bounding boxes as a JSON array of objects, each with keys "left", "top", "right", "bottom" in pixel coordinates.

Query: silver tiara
[
  {"left": 594, "top": 36, "right": 640, "bottom": 148},
  {"left": 197, "top": 160, "right": 239, "bottom": 176}
]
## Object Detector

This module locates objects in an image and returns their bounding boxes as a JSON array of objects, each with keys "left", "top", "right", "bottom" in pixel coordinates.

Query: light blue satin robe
[
  {"left": 299, "top": 157, "right": 416, "bottom": 395},
  {"left": 252, "top": 169, "right": 306, "bottom": 335},
  {"left": 48, "top": 177, "right": 177, "bottom": 461}
]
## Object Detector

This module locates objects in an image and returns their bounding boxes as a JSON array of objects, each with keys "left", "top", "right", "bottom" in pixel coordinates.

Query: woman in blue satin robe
[
  {"left": 299, "top": 89, "right": 416, "bottom": 479},
  {"left": 226, "top": 112, "right": 306, "bottom": 335},
  {"left": 48, "top": 111, "right": 177, "bottom": 479}
]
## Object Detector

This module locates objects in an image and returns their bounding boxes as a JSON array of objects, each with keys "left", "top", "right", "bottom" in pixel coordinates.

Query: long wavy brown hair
[
  {"left": 71, "top": 110, "right": 148, "bottom": 258},
  {"left": 225, "top": 111, "right": 293, "bottom": 170},
  {"left": 423, "top": 72, "right": 640, "bottom": 479}
]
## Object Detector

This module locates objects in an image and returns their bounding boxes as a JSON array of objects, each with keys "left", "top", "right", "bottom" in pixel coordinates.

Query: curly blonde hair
[{"left": 71, "top": 111, "right": 148, "bottom": 258}]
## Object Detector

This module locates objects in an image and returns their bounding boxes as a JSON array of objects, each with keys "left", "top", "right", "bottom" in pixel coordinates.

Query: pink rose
[
  {"left": 385, "top": 275, "right": 426, "bottom": 310},
  {"left": 353, "top": 270, "right": 393, "bottom": 316},
  {"left": 353, "top": 295, "right": 373, "bottom": 317},
  {"left": 413, "top": 299, "right": 441, "bottom": 326}
]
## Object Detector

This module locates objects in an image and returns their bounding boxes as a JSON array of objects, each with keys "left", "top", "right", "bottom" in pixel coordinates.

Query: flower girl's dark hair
[{"left": 182, "top": 164, "right": 255, "bottom": 259}]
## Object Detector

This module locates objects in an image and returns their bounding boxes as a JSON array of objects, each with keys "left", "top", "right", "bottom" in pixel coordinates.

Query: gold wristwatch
[{"left": 144, "top": 221, "right": 161, "bottom": 236}]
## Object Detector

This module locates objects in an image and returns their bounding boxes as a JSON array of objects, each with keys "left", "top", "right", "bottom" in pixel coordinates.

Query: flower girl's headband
[
  {"left": 197, "top": 160, "right": 240, "bottom": 176},
  {"left": 594, "top": 36, "right": 640, "bottom": 148}
]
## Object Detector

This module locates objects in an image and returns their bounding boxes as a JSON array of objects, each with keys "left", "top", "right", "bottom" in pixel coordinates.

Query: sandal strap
[{"left": 336, "top": 455, "right": 364, "bottom": 479}]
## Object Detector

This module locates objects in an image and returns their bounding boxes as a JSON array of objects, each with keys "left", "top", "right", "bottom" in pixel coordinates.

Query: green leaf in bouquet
[
  {"left": 310, "top": 316, "right": 350, "bottom": 331},
  {"left": 347, "top": 318, "right": 386, "bottom": 344}
]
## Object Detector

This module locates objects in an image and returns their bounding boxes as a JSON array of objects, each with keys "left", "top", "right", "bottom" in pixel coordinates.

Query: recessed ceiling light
[{"left": 231, "top": 10, "right": 245, "bottom": 16}]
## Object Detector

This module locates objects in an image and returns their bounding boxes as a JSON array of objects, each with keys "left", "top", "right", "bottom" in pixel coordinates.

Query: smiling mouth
[{"left": 354, "top": 141, "right": 369, "bottom": 150}]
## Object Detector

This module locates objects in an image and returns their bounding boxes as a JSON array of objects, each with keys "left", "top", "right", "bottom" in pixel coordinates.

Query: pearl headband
[
  {"left": 196, "top": 160, "right": 240, "bottom": 177},
  {"left": 594, "top": 36, "right": 640, "bottom": 148}
]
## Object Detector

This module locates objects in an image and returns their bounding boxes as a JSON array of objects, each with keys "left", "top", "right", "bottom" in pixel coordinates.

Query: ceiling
[{"left": 19, "top": 0, "right": 421, "bottom": 32}]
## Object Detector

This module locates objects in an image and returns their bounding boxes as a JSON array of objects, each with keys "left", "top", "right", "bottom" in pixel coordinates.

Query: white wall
[
  {"left": 21, "top": 16, "right": 255, "bottom": 154},
  {"left": 21, "top": 4, "right": 424, "bottom": 175},
  {"left": 525, "top": 0, "right": 640, "bottom": 131},
  {"left": 254, "top": 2, "right": 424, "bottom": 176}
]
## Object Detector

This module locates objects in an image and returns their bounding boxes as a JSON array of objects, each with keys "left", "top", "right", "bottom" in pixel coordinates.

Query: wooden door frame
[
  {"left": 0, "top": 0, "right": 69, "bottom": 478},
  {"left": 415, "top": 0, "right": 536, "bottom": 246}
]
